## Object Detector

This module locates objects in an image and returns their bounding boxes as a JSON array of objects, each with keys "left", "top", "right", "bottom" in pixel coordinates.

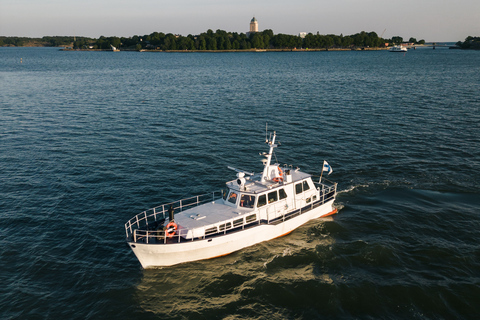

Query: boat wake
[
  {"left": 338, "top": 184, "right": 370, "bottom": 194},
  {"left": 338, "top": 178, "right": 414, "bottom": 196}
]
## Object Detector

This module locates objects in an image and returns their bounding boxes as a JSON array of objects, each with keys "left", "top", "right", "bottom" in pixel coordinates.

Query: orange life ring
[
  {"left": 165, "top": 221, "right": 177, "bottom": 238},
  {"left": 272, "top": 167, "right": 283, "bottom": 182}
]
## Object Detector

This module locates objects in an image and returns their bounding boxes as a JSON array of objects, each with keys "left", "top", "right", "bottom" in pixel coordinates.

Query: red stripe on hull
[{"left": 322, "top": 208, "right": 338, "bottom": 217}]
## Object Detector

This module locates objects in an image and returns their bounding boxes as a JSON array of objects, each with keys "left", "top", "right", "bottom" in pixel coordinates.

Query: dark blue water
[{"left": 1, "top": 47, "right": 479, "bottom": 319}]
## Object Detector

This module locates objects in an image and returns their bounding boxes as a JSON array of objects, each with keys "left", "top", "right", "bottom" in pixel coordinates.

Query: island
[
  {"left": 453, "top": 36, "right": 480, "bottom": 50},
  {"left": 1, "top": 30, "right": 426, "bottom": 52}
]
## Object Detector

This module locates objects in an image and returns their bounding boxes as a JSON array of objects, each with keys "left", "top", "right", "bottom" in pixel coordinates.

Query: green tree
[
  {"left": 110, "top": 37, "right": 121, "bottom": 48},
  {"left": 232, "top": 39, "right": 240, "bottom": 50},
  {"left": 304, "top": 33, "right": 315, "bottom": 48},
  {"left": 262, "top": 29, "right": 274, "bottom": 39},
  {"left": 197, "top": 36, "right": 207, "bottom": 50},
  {"left": 392, "top": 36, "right": 403, "bottom": 45},
  {"left": 178, "top": 36, "right": 192, "bottom": 50},
  {"left": 217, "top": 36, "right": 225, "bottom": 50},
  {"left": 263, "top": 35, "right": 270, "bottom": 48},
  {"left": 149, "top": 32, "right": 163, "bottom": 46},
  {"left": 251, "top": 33, "right": 264, "bottom": 48},
  {"left": 240, "top": 39, "right": 249, "bottom": 49},
  {"left": 207, "top": 37, "right": 217, "bottom": 50},
  {"left": 224, "top": 36, "right": 232, "bottom": 50},
  {"left": 324, "top": 35, "right": 334, "bottom": 48},
  {"left": 164, "top": 34, "right": 177, "bottom": 50},
  {"left": 342, "top": 36, "right": 353, "bottom": 47}
]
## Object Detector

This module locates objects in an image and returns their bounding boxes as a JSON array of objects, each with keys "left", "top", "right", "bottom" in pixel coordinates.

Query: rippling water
[{"left": 1, "top": 47, "right": 479, "bottom": 319}]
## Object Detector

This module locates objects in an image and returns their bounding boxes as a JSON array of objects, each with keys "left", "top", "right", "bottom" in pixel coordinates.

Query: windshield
[{"left": 227, "top": 191, "right": 238, "bottom": 204}]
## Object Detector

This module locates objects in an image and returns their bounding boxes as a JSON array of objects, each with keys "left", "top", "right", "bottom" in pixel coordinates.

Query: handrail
[
  {"left": 125, "top": 191, "right": 222, "bottom": 240},
  {"left": 311, "top": 175, "right": 336, "bottom": 185}
]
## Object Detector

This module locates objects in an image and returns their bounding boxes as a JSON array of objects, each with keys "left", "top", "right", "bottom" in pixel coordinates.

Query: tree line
[
  {"left": 1, "top": 30, "right": 427, "bottom": 50},
  {"left": 455, "top": 36, "right": 480, "bottom": 49},
  {"left": 0, "top": 36, "right": 92, "bottom": 47},
  {"left": 83, "top": 30, "right": 421, "bottom": 51}
]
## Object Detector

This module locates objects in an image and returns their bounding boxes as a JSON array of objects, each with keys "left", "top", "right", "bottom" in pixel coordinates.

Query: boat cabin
[{"left": 172, "top": 166, "right": 320, "bottom": 240}]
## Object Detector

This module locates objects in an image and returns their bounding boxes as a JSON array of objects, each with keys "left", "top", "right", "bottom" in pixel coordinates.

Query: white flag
[{"left": 323, "top": 160, "right": 333, "bottom": 175}]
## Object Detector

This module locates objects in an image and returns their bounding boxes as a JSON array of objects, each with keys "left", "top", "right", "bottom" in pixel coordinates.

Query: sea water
[{"left": 1, "top": 47, "right": 479, "bottom": 319}]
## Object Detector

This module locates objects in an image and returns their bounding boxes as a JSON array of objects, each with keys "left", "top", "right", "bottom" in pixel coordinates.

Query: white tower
[{"left": 249, "top": 17, "right": 258, "bottom": 33}]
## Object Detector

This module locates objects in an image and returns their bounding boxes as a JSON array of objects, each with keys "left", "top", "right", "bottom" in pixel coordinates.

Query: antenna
[
  {"left": 227, "top": 166, "right": 254, "bottom": 176},
  {"left": 265, "top": 123, "right": 268, "bottom": 143},
  {"left": 380, "top": 28, "right": 386, "bottom": 39}
]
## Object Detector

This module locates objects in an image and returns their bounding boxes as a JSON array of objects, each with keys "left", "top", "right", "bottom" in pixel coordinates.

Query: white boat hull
[{"left": 128, "top": 199, "right": 336, "bottom": 268}]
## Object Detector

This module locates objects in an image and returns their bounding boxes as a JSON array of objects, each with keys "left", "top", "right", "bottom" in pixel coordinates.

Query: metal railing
[
  {"left": 132, "top": 227, "right": 190, "bottom": 244},
  {"left": 125, "top": 191, "right": 221, "bottom": 241},
  {"left": 313, "top": 179, "right": 338, "bottom": 205}
]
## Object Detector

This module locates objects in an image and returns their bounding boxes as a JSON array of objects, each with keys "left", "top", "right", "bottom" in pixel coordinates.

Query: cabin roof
[{"left": 226, "top": 169, "right": 312, "bottom": 194}]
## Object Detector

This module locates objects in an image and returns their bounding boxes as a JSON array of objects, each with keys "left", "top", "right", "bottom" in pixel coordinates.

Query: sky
[{"left": 1, "top": 0, "right": 479, "bottom": 42}]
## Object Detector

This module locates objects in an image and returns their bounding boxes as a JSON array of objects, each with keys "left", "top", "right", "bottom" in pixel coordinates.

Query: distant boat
[
  {"left": 389, "top": 45, "right": 407, "bottom": 52},
  {"left": 110, "top": 45, "right": 120, "bottom": 52}
]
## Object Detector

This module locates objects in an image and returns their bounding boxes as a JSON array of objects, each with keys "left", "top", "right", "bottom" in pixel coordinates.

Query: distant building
[
  {"left": 250, "top": 17, "right": 258, "bottom": 33},
  {"left": 299, "top": 32, "right": 307, "bottom": 38},
  {"left": 247, "top": 17, "right": 258, "bottom": 37}
]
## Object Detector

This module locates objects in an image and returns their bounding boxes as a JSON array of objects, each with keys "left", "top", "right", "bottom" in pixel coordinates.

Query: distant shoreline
[{"left": 59, "top": 47, "right": 390, "bottom": 52}]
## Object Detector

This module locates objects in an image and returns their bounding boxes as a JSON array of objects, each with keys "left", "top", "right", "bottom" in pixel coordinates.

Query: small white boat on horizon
[
  {"left": 389, "top": 45, "right": 408, "bottom": 52},
  {"left": 125, "top": 131, "right": 338, "bottom": 268}
]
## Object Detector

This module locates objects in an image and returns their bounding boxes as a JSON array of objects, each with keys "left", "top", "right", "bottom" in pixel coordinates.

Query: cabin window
[
  {"left": 268, "top": 191, "right": 278, "bottom": 204},
  {"left": 240, "top": 194, "right": 255, "bottom": 208},
  {"left": 303, "top": 181, "right": 310, "bottom": 191},
  {"left": 295, "top": 183, "right": 303, "bottom": 194},
  {"left": 306, "top": 196, "right": 311, "bottom": 204},
  {"left": 222, "top": 189, "right": 228, "bottom": 201},
  {"left": 228, "top": 191, "right": 238, "bottom": 204},
  {"left": 257, "top": 194, "right": 267, "bottom": 207},
  {"left": 246, "top": 214, "right": 256, "bottom": 223},
  {"left": 205, "top": 226, "right": 218, "bottom": 235},
  {"left": 233, "top": 218, "right": 243, "bottom": 227},
  {"left": 219, "top": 222, "right": 232, "bottom": 231},
  {"left": 279, "top": 188, "right": 287, "bottom": 200}
]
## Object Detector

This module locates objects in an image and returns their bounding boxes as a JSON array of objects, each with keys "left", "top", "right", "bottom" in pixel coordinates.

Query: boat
[
  {"left": 125, "top": 131, "right": 338, "bottom": 268},
  {"left": 389, "top": 45, "right": 408, "bottom": 52}
]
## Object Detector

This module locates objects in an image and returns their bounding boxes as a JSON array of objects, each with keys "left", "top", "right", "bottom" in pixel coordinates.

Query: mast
[{"left": 261, "top": 131, "right": 277, "bottom": 182}]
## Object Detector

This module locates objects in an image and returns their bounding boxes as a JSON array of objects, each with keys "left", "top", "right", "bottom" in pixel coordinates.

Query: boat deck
[{"left": 175, "top": 200, "right": 252, "bottom": 230}]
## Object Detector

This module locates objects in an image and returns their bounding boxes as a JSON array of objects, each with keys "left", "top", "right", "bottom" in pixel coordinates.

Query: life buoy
[
  {"left": 272, "top": 167, "right": 284, "bottom": 182},
  {"left": 165, "top": 221, "right": 177, "bottom": 238}
]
